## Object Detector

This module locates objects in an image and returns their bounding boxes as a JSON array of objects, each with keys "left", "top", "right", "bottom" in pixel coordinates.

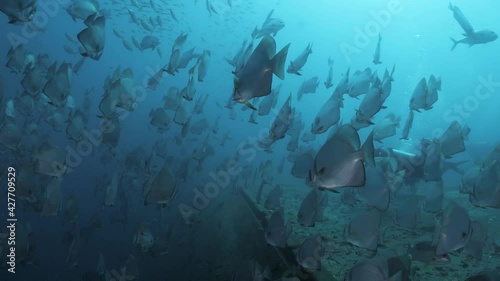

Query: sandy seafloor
[{"left": 241, "top": 176, "right": 500, "bottom": 281}]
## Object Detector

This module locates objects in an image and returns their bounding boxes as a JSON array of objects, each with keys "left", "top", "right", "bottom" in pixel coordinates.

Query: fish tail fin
[
  {"left": 271, "top": 43, "right": 291, "bottom": 80},
  {"left": 361, "top": 131, "right": 376, "bottom": 167},
  {"left": 448, "top": 2, "right": 453, "bottom": 11},
  {"left": 450, "top": 37, "right": 458, "bottom": 51}
]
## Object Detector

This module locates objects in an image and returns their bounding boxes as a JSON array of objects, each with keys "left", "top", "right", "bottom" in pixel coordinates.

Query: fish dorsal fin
[
  {"left": 331, "top": 124, "right": 360, "bottom": 150},
  {"left": 265, "top": 9, "right": 274, "bottom": 21},
  {"left": 259, "top": 35, "right": 277, "bottom": 60},
  {"left": 244, "top": 36, "right": 276, "bottom": 75},
  {"left": 93, "top": 16, "right": 106, "bottom": 29},
  {"left": 84, "top": 13, "right": 98, "bottom": 27}
]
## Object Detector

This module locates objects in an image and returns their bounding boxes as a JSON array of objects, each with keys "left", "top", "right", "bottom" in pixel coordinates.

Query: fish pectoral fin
[
  {"left": 244, "top": 101, "right": 257, "bottom": 110},
  {"left": 324, "top": 188, "right": 340, "bottom": 193}
]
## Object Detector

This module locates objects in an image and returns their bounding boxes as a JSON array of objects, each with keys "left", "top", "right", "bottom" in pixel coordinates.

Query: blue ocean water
[{"left": 0, "top": 0, "right": 499, "bottom": 280}]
